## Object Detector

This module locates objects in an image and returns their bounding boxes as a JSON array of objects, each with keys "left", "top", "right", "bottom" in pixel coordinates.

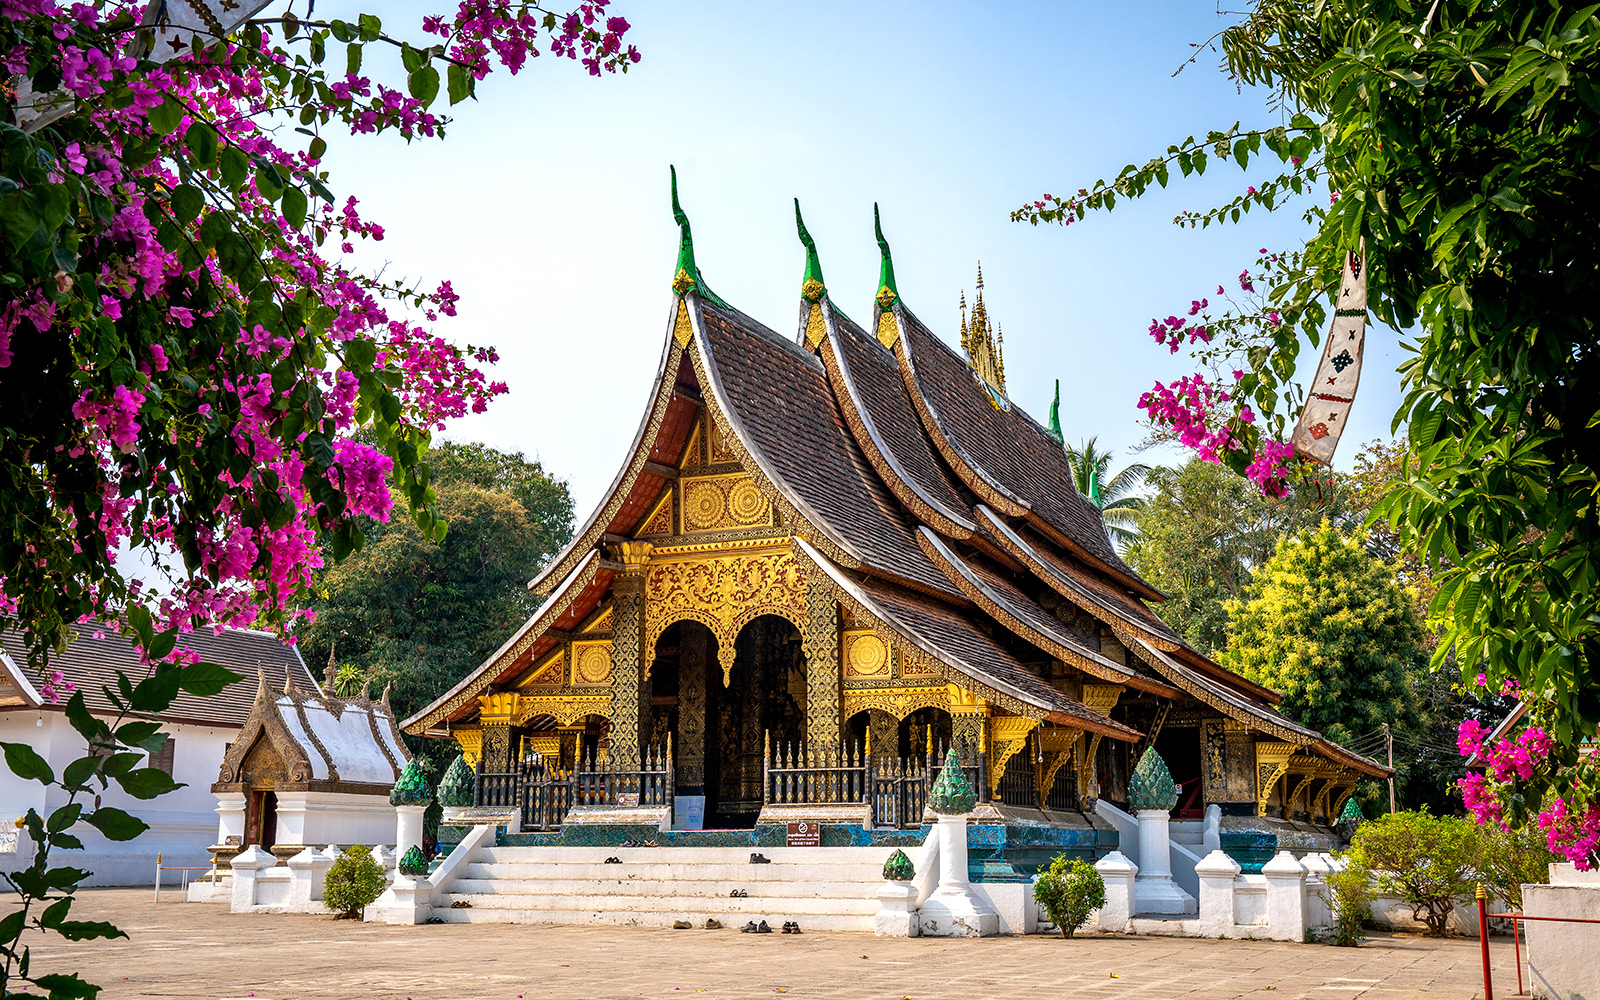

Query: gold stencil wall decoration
[
  {"left": 514, "top": 650, "right": 564, "bottom": 689},
  {"left": 842, "top": 629, "right": 891, "bottom": 679},
  {"left": 638, "top": 490, "right": 674, "bottom": 537},
  {"left": 453, "top": 729, "right": 481, "bottom": 768},
  {"left": 673, "top": 299, "right": 694, "bottom": 348},
  {"left": 841, "top": 685, "right": 952, "bottom": 722},
  {"left": 572, "top": 640, "right": 615, "bottom": 687},
  {"left": 681, "top": 473, "right": 773, "bottom": 532},
  {"left": 643, "top": 549, "right": 805, "bottom": 685},
  {"left": 582, "top": 607, "right": 614, "bottom": 633},
  {"left": 804, "top": 302, "right": 827, "bottom": 350},
  {"left": 708, "top": 416, "right": 737, "bottom": 464}
]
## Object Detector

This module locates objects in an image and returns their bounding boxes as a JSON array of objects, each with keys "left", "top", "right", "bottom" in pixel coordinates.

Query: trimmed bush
[
  {"left": 1325, "top": 856, "right": 1373, "bottom": 947},
  {"left": 1347, "top": 810, "right": 1474, "bottom": 936},
  {"left": 1032, "top": 854, "right": 1105, "bottom": 939},
  {"left": 323, "top": 845, "right": 386, "bottom": 919}
]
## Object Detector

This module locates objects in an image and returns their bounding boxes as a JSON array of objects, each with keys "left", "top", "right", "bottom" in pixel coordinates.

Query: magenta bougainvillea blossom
[{"left": 1457, "top": 717, "right": 1598, "bottom": 869}]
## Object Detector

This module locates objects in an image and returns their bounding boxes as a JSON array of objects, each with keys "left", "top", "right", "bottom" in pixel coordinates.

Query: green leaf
[
  {"left": 175, "top": 662, "right": 242, "bottom": 697},
  {"left": 407, "top": 66, "right": 440, "bottom": 107},
  {"left": 220, "top": 146, "right": 250, "bottom": 192},
  {"left": 185, "top": 121, "right": 218, "bottom": 168},
  {"left": 147, "top": 96, "right": 184, "bottom": 135},
  {"left": 282, "top": 186, "right": 308, "bottom": 230},
  {"left": 344, "top": 338, "right": 378, "bottom": 374},
  {"left": 128, "top": 665, "right": 182, "bottom": 715},
  {"left": 171, "top": 185, "right": 204, "bottom": 225},
  {"left": 2, "top": 743, "right": 53, "bottom": 784},
  {"left": 112, "top": 767, "right": 182, "bottom": 801},
  {"left": 53, "top": 919, "right": 127, "bottom": 942},
  {"left": 308, "top": 135, "right": 327, "bottom": 162},
  {"left": 114, "top": 721, "right": 167, "bottom": 755},
  {"left": 29, "top": 973, "right": 100, "bottom": 999},
  {"left": 84, "top": 807, "right": 148, "bottom": 842},
  {"left": 46, "top": 804, "right": 82, "bottom": 834},
  {"left": 63, "top": 692, "right": 107, "bottom": 744}
]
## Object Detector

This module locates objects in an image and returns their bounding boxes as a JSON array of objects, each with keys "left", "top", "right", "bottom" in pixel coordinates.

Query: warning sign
[{"left": 786, "top": 821, "right": 820, "bottom": 847}]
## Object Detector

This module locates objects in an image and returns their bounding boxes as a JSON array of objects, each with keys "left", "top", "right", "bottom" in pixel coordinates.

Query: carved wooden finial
[
  {"left": 359, "top": 677, "right": 371, "bottom": 702},
  {"left": 322, "top": 638, "right": 338, "bottom": 692},
  {"left": 380, "top": 682, "right": 392, "bottom": 711},
  {"left": 282, "top": 662, "right": 295, "bottom": 695}
]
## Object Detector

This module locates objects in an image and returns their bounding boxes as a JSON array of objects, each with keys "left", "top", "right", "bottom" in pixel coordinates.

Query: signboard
[
  {"left": 786, "top": 821, "right": 820, "bottom": 847},
  {"left": 223, "top": 835, "right": 241, "bottom": 846},
  {"left": 616, "top": 792, "right": 640, "bottom": 808}
]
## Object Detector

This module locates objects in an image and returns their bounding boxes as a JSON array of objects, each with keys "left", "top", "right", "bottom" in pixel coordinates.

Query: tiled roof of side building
[
  {"left": 0, "top": 620, "right": 317, "bottom": 727},
  {"left": 823, "top": 308, "right": 978, "bottom": 535},
  {"left": 693, "top": 298, "right": 962, "bottom": 600},
  {"left": 894, "top": 308, "right": 1161, "bottom": 597}
]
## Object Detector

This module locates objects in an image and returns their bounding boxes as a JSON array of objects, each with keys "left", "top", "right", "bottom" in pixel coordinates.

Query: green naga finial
[
  {"left": 795, "top": 199, "right": 826, "bottom": 303},
  {"left": 1088, "top": 465, "right": 1102, "bottom": 509},
  {"left": 874, "top": 202, "right": 899, "bottom": 312},
  {"left": 1047, "top": 379, "right": 1064, "bottom": 443},
  {"left": 1128, "top": 748, "right": 1179, "bottom": 812},
  {"left": 928, "top": 747, "right": 977, "bottom": 815},
  {"left": 389, "top": 759, "right": 432, "bottom": 807},
  {"left": 670, "top": 165, "right": 699, "bottom": 297}
]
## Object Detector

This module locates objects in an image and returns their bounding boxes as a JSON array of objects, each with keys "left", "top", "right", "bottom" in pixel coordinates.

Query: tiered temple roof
[{"left": 403, "top": 175, "right": 1387, "bottom": 794}]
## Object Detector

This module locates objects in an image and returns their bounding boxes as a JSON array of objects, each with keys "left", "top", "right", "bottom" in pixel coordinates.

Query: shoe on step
[
  {"left": 749, "top": 853, "right": 771, "bottom": 864},
  {"left": 604, "top": 856, "right": 621, "bottom": 864},
  {"left": 673, "top": 920, "right": 692, "bottom": 929},
  {"left": 789, "top": 922, "right": 801, "bottom": 934},
  {"left": 740, "top": 921, "right": 758, "bottom": 933},
  {"left": 757, "top": 920, "right": 772, "bottom": 933},
  {"left": 705, "top": 918, "right": 722, "bottom": 929}
]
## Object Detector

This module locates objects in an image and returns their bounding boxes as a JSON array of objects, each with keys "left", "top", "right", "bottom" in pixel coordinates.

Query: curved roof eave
[
  {"left": 791, "top": 536, "right": 1139, "bottom": 742},
  {"left": 685, "top": 294, "right": 868, "bottom": 572},
  {"left": 404, "top": 549, "right": 607, "bottom": 734},
  {"left": 528, "top": 298, "right": 687, "bottom": 597},
  {"left": 916, "top": 528, "right": 1181, "bottom": 699},
  {"left": 817, "top": 302, "right": 977, "bottom": 540}
]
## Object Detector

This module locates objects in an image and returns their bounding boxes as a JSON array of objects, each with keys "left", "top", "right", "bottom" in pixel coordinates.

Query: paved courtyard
[{"left": 43, "top": 890, "right": 1515, "bottom": 1000}]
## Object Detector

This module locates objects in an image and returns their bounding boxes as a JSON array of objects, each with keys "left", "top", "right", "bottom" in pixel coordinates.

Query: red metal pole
[
  {"left": 1512, "top": 914, "right": 1523, "bottom": 996},
  {"left": 1478, "top": 885, "right": 1494, "bottom": 1000}
]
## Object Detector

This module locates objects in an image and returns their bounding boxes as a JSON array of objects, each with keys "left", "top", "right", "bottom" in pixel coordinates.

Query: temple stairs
[{"left": 434, "top": 845, "right": 900, "bottom": 930}]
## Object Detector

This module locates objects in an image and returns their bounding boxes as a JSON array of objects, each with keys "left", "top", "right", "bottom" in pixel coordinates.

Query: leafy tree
[
  {"left": 1062, "top": 437, "right": 1150, "bottom": 549},
  {"left": 1217, "top": 521, "right": 1424, "bottom": 763},
  {"left": 1348, "top": 810, "right": 1476, "bottom": 937},
  {"left": 1014, "top": 0, "right": 1600, "bottom": 861},
  {"left": 300, "top": 441, "right": 574, "bottom": 743},
  {"left": 1126, "top": 459, "right": 1359, "bottom": 653}
]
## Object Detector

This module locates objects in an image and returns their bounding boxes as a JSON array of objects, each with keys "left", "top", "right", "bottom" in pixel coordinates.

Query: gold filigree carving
[
  {"left": 672, "top": 297, "right": 694, "bottom": 345},
  {"left": 582, "top": 606, "right": 614, "bottom": 633},
  {"left": 681, "top": 473, "right": 773, "bottom": 533},
  {"left": 842, "top": 629, "right": 891, "bottom": 679},
  {"left": 1254, "top": 741, "right": 1299, "bottom": 817},
  {"left": 1080, "top": 683, "right": 1123, "bottom": 719},
  {"left": 453, "top": 728, "right": 481, "bottom": 768},
  {"left": 898, "top": 648, "right": 936, "bottom": 679},
  {"left": 523, "top": 733, "right": 562, "bottom": 762},
  {"left": 841, "top": 685, "right": 951, "bottom": 722},
  {"left": 707, "top": 414, "right": 737, "bottom": 465},
  {"left": 804, "top": 302, "right": 826, "bottom": 350},
  {"left": 643, "top": 549, "right": 805, "bottom": 686},
  {"left": 478, "top": 692, "right": 520, "bottom": 726},
  {"left": 680, "top": 420, "right": 703, "bottom": 470},
  {"left": 801, "top": 579, "right": 842, "bottom": 747},
  {"left": 987, "top": 715, "right": 1040, "bottom": 793},
  {"left": 516, "top": 695, "right": 613, "bottom": 728},
  {"left": 638, "top": 490, "right": 674, "bottom": 537},
  {"left": 514, "top": 650, "right": 563, "bottom": 689},
  {"left": 572, "top": 640, "right": 614, "bottom": 687}
]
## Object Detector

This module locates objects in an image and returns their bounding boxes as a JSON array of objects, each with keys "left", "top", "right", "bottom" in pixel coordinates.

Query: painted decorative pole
[
  {"left": 916, "top": 748, "right": 997, "bottom": 937},
  {"left": 1128, "top": 748, "right": 1196, "bottom": 915}
]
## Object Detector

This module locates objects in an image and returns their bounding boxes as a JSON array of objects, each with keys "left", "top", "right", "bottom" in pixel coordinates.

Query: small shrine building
[{"left": 403, "top": 179, "right": 1387, "bottom": 835}]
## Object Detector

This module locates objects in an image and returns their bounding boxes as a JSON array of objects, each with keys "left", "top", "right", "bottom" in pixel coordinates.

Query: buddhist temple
[{"left": 402, "top": 173, "right": 1388, "bottom": 846}]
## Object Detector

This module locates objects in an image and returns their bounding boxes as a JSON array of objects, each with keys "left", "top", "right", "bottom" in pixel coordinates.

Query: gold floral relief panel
[
  {"left": 643, "top": 549, "right": 805, "bottom": 684},
  {"left": 842, "top": 629, "right": 892, "bottom": 680},
  {"left": 707, "top": 415, "right": 737, "bottom": 465},
  {"left": 571, "top": 640, "right": 615, "bottom": 687},
  {"left": 681, "top": 473, "right": 773, "bottom": 533},
  {"left": 514, "top": 650, "right": 564, "bottom": 689},
  {"left": 638, "top": 490, "right": 674, "bottom": 537}
]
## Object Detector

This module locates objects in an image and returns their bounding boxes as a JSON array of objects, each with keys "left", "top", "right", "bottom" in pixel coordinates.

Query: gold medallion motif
[{"left": 573, "top": 641, "right": 614, "bottom": 686}]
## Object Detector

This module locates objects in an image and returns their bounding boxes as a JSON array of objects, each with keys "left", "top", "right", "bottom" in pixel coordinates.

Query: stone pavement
[{"left": 43, "top": 890, "right": 1516, "bottom": 1000}]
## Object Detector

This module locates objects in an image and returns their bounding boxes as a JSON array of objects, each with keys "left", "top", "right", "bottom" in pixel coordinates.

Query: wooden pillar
[
  {"left": 677, "top": 624, "right": 709, "bottom": 791},
  {"left": 800, "top": 579, "right": 841, "bottom": 749},
  {"left": 477, "top": 693, "right": 519, "bottom": 773},
  {"left": 948, "top": 686, "right": 989, "bottom": 766},
  {"left": 609, "top": 541, "right": 652, "bottom": 774}
]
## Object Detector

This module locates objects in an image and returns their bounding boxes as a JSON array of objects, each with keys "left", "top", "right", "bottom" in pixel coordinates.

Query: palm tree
[{"left": 1064, "top": 436, "right": 1151, "bottom": 550}]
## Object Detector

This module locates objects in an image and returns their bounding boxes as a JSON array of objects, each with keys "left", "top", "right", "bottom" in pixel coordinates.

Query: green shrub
[
  {"left": 1032, "top": 854, "right": 1106, "bottom": 938},
  {"left": 1325, "top": 856, "right": 1373, "bottom": 947},
  {"left": 323, "top": 845, "right": 386, "bottom": 919},
  {"left": 1472, "top": 821, "right": 1554, "bottom": 911},
  {"left": 1348, "top": 810, "right": 1474, "bottom": 936}
]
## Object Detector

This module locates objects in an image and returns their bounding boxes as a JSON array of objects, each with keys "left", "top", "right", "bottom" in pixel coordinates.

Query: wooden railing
[
  {"left": 763, "top": 734, "right": 869, "bottom": 807},
  {"left": 572, "top": 738, "right": 674, "bottom": 811}
]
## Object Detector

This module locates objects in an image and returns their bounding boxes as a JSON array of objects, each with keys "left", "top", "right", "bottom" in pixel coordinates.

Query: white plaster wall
[
  {"left": 1368, "top": 894, "right": 1486, "bottom": 936},
  {"left": 273, "top": 791, "right": 393, "bottom": 847},
  {"left": 1524, "top": 883, "right": 1600, "bottom": 1000},
  {"left": 0, "top": 713, "right": 234, "bottom": 886}
]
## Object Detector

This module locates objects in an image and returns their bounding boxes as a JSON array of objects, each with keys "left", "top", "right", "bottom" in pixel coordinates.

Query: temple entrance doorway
[
  {"left": 707, "top": 615, "right": 805, "bottom": 828},
  {"left": 1154, "top": 726, "right": 1204, "bottom": 819},
  {"left": 245, "top": 789, "right": 277, "bottom": 850}
]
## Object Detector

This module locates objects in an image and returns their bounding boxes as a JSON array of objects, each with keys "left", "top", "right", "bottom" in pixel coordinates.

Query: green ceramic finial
[
  {"left": 671, "top": 165, "right": 699, "bottom": 297},
  {"left": 1339, "top": 796, "right": 1363, "bottom": 821},
  {"left": 882, "top": 849, "right": 915, "bottom": 881},
  {"left": 874, "top": 203, "right": 899, "bottom": 312},
  {"left": 389, "top": 759, "right": 433, "bottom": 807},
  {"left": 928, "top": 747, "right": 978, "bottom": 815},
  {"left": 438, "top": 754, "right": 474, "bottom": 808},
  {"left": 1128, "top": 748, "right": 1179, "bottom": 812},
  {"left": 1047, "top": 379, "right": 1064, "bottom": 443},
  {"left": 1088, "top": 465, "right": 1102, "bottom": 509},
  {"left": 795, "top": 199, "right": 826, "bottom": 303},
  {"left": 398, "top": 844, "right": 428, "bottom": 876}
]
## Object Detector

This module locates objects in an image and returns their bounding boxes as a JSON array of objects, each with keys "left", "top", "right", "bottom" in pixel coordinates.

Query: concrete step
[
  {"left": 460, "top": 862, "right": 885, "bottom": 882},
  {"left": 437, "top": 892, "right": 879, "bottom": 915},
  {"left": 451, "top": 877, "right": 878, "bottom": 898},
  {"left": 432, "top": 906, "right": 874, "bottom": 931},
  {"left": 478, "top": 845, "right": 897, "bottom": 865}
]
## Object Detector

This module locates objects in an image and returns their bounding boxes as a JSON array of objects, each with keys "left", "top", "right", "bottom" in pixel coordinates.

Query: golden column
[
  {"left": 800, "top": 579, "right": 842, "bottom": 749},
  {"left": 477, "top": 693, "right": 520, "bottom": 774},
  {"left": 609, "top": 541, "right": 653, "bottom": 774}
]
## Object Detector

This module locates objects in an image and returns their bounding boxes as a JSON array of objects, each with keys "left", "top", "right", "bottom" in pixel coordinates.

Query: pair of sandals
[
  {"left": 728, "top": 888, "right": 748, "bottom": 898},
  {"left": 780, "top": 921, "right": 802, "bottom": 934},
  {"left": 739, "top": 920, "right": 773, "bottom": 934},
  {"left": 603, "top": 856, "right": 622, "bottom": 864},
  {"left": 619, "top": 838, "right": 660, "bottom": 848}
]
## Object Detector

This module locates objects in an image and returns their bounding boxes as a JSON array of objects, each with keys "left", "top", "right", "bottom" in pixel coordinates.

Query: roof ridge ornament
[
  {"left": 1047, "top": 379, "right": 1064, "bottom": 443},
  {"left": 959, "top": 262, "right": 1007, "bottom": 407},
  {"left": 872, "top": 204, "right": 901, "bottom": 350},
  {"left": 795, "top": 199, "right": 826, "bottom": 303},
  {"left": 670, "top": 165, "right": 700, "bottom": 297}
]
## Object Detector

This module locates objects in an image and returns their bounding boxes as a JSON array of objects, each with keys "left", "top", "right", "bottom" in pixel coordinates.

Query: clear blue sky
[{"left": 328, "top": 1, "right": 1407, "bottom": 518}]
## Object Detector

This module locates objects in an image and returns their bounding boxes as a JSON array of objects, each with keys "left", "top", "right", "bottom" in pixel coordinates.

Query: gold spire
[{"left": 960, "top": 262, "right": 1005, "bottom": 401}]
